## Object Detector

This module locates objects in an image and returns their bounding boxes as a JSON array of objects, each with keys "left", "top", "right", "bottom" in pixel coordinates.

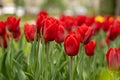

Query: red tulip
[
  {"left": 102, "top": 20, "right": 111, "bottom": 32},
  {"left": 106, "top": 48, "right": 120, "bottom": 70},
  {"left": 64, "top": 31, "right": 80, "bottom": 56},
  {"left": 7, "top": 16, "right": 20, "bottom": 32},
  {"left": 76, "top": 15, "right": 86, "bottom": 26},
  {"left": 77, "top": 24, "right": 93, "bottom": 44},
  {"left": 55, "top": 23, "right": 65, "bottom": 43},
  {"left": 24, "top": 24, "right": 36, "bottom": 42},
  {"left": 13, "top": 27, "right": 21, "bottom": 41},
  {"left": 60, "top": 15, "right": 76, "bottom": 31},
  {"left": 84, "top": 40, "right": 96, "bottom": 56},
  {"left": 36, "top": 13, "right": 48, "bottom": 33},
  {"left": 92, "top": 21, "right": 102, "bottom": 33},
  {"left": 43, "top": 17, "right": 59, "bottom": 42},
  {"left": 85, "top": 16, "right": 94, "bottom": 26},
  {"left": 107, "top": 25, "right": 119, "bottom": 40},
  {"left": 0, "top": 21, "right": 6, "bottom": 36}
]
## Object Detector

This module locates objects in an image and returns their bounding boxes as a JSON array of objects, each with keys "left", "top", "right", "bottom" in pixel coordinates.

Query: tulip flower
[
  {"left": 36, "top": 13, "right": 48, "bottom": 34},
  {"left": 43, "top": 17, "right": 59, "bottom": 42},
  {"left": 77, "top": 24, "right": 93, "bottom": 44},
  {"left": 64, "top": 31, "right": 80, "bottom": 56},
  {"left": 92, "top": 21, "right": 102, "bottom": 33},
  {"left": 84, "top": 40, "right": 96, "bottom": 56},
  {"left": 24, "top": 23, "right": 36, "bottom": 42},
  {"left": 107, "top": 25, "right": 119, "bottom": 40},
  {"left": 60, "top": 15, "right": 76, "bottom": 31},
  {"left": 85, "top": 16, "right": 94, "bottom": 26},
  {"left": 76, "top": 15, "right": 86, "bottom": 26},
  {"left": 106, "top": 48, "right": 120, "bottom": 70},
  {"left": 0, "top": 21, "right": 6, "bottom": 36},
  {"left": 55, "top": 23, "right": 65, "bottom": 43},
  {"left": 7, "top": 16, "right": 20, "bottom": 32},
  {"left": 13, "top": 27, "right": 21, "bottom": 41}
]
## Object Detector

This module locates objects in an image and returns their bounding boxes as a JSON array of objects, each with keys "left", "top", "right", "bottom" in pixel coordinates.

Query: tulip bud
[
  {"left": 106, "top": 48, "right": 120, "bottom": 70},
  {"left": 55, "top": 23, "right": 65, "bottom": 43},
  {"left": 77, "top": 24, "right": 93, "bottom": 44},
  {"left": 24, "top": 23, "right": 36, "bottom": 42},
  {"left": 84, "top": 40, "right": 96, "bottom": 56},
  {"left": 43, "top": 17, "right": 59, "bottom": 42},
  {"left": 64, "top": 31, "right": 80, "bottom": 56},
  {"left": 7, "top": 16, "right": 20, "bottom": 32}
]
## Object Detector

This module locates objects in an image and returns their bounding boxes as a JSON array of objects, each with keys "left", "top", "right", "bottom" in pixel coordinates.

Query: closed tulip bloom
[
  {"left": 43, "top": 17, "right": 59, "bottom": 42},
  {"left": 60, "top": 15, "right": 76, "bottom": 31},
  {"left": 55, "top": 24, "right": 65, "bottom": 43},
  {"left": 64, "top": 31, "right": 80, "bottom": 56},
  {"left": 7, "top": 16, "right": 20, "bottom": 32},
  {"left": 85, "top": 16, "right": 94, "bottom": 26},
  {"left": 84, "top": 40, "right": 96, "bottom": 56},
  {"left": 0, "top": 21, "right": 6, "bottom": 36},
  {"left": 107, "top": 25, "right": 119, "bottom": 40},
  {"left": 106, "top": 48, "right": 120, "bottom": 70},
  {"left": 36, "top": 14, "right": 48, "bottom": 33},
  {"left": 24, "top": 24, "right": 36, "bottom": 42},
  {"left": 77, "top": 24, "right": 93, "bottom": 44},
  {"left": 76, "top": 15, "right": 86, "bottom": 26},
  {"left": 13, "top": 27, "right": 21, "bottom": 41}
]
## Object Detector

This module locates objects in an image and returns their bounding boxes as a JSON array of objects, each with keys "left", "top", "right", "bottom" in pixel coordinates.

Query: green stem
[
  {"left": 69, "top": 56, "right": 73, "bottom": 80},
  {"left": 45, "top": 42, "right": 50, "bottom": 80},
  {"left": 46, "top": 43, "right": 50, "bottom": 63},
  {"left": 79, "top": 52, "right": 84, "bottom": 80},
  {"left": 35, "top": 39, "right": 40, "bottom": 80}
]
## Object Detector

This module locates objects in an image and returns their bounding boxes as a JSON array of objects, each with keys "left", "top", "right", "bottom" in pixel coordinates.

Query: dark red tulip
[
  {"left": 84, "top": 40, "right": 96, "bottom": 56},
  {"left": 24, "top": 24, "right": 36, "bottom": 42},
  {"left": 106, "top": 48, "right": 120, "bottom": 70},
  {"left": 13, "top": 27, "right": 21, "bottom": 41},
  {"left": 64, "top": 31, "right": 80, "bottom": 56},
  {"left": 107, "top": 25, "right": 119, "bottom": 40},
  {"left": 36, "top": 13, "right": 48, "bottom": 33},
  {"left": 43, "top": 17, "right": 59, "bottom": 42},
  {"left": 102, "top": 20, "right": 111, "bottom": 32},
  {"left": 85, "top": 16, "right": 94, "bottom": 26},
  {"left": 60, "top": 15, "right": 76, "bottom": 31},
  {"left": 55, "top": 23, "right": 65, "bottom": 43},
  {"left": 7, "top": 16, "right": 20, "bottom": 32},
  {"left": 0, "top": 21, "right": 6, "bottom": 36},
  {"left": 77, "top": 24, "right": 93, "bottom": 44},
  {"left": 92, "top": 21, "right": 102, "bottom": 33},
  {"left": 76, "top": 15, "right": 86, "bottom": 26}
]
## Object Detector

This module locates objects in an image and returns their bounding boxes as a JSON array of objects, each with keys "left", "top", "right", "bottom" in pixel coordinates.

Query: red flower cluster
[
  {"left": 7, "top": 16, "right": 21, "bottom": 41},
  {"left": 0, "top": 16, "right": 21, "bottom": 48}
]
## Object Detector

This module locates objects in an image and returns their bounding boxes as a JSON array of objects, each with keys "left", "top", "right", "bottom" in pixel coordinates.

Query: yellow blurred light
[{"left": 95, "top": 16, "right": 104, "bottom": 23}]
